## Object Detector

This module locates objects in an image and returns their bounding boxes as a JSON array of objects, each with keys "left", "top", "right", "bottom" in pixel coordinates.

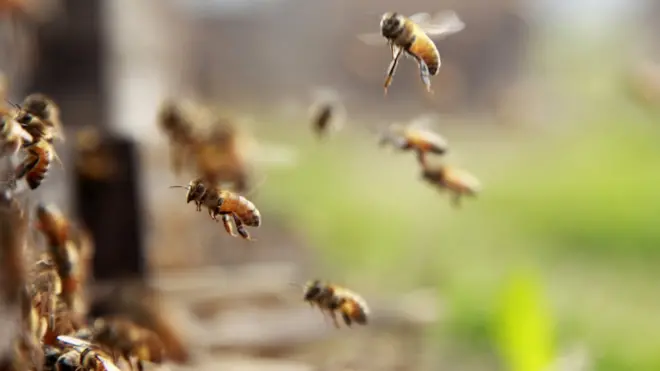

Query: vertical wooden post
[{"left": 23, "top": 0, "right": 147, "bottom": 283}]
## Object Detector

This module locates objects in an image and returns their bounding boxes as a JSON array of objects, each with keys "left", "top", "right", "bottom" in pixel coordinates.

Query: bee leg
[
  {"left": 221, "top": 214, "right": 237, "bottom": 236},
  {"left": 418, "top": 60, "right": 434, "bottom": 94},
  {"left": 384, "top": 46, "right": 404, "bottom": 95},
  {"left": 415, "top": 150, "right": 427, "bottom": 167},
  {"left": 328, "top": 310, "right": 340, "bottom": 329},
  {"left": 233, "top": 214, "right": 254, "bottom": 241},
  {"left": 342, "top": 312, "right": 353, "bottom": 327},
  {"left": 450, "top": 192, "right": 462, "bottom": 208}
]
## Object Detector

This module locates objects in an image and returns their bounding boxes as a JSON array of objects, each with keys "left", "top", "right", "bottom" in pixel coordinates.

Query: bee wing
[
  {"left": 96, "top": 354, "right": 123, "bottom": 371},
  {"left": 356, "top": 32, "right": 387, "bottom": 46},
  {"left": 406, "top": 113, "right": 440, "bottom": 130},
  {"left": 57, "top": 335, "right": 91, "bottom": 348},
  {"left": 414, "top": 10, "right": 465, "bottom": 38}
]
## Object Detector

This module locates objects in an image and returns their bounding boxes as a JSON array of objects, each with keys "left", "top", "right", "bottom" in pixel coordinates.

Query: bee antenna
[
  {"left": 4, "top": 99, "right": 20, "bottom": 109},
  {"left": 168, "top": 185, "right": 189, "bottom": 190}
]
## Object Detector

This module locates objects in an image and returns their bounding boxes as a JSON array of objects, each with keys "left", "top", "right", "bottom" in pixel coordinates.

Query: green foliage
[{"left": 494, "top": 269, "right": 554, "bottom": 371}]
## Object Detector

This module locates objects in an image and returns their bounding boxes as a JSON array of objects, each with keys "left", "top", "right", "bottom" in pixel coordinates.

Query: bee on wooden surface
[
  {"left": 378, "top": 116, "right": 448, "bottom": 166},
  {"left": 171, "top": 178, "right": 262, "bottom": 241},
  {"left": 308, "top": 89, "right": 346, "bottom": 139},
  {"left": 420, "top": 163, "right": 481, "bottom": 208},
  {"left": 301, "top": 280, "right": 369, "bottom": 328},
  {"left": 14, "top": 138, "right": 60, "bottom": 190},
  {"left": 30, "top": 259, "right": 61, "bottom": 332},
  {"left": 56, "top": 336, "right": 121, "bottom": 371},
  {"left": 358, "top": 11, "right": 465, "bottom": 94},
  {"left": 14, "top": 93, "right": 63, "bottom": 143},
  {"left": 0, "top": 111, "right": 32, "bottom": 156},
  {"left": 90, "top": 318, "right": 166, "bottom": 370}
]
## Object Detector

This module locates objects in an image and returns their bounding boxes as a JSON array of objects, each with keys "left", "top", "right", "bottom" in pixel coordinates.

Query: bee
[
  {"left": 30, "top": 258, "right": 62, "bottom": 333},
  {"left": 358, "top": 11, "right": 465, "bottom": 94},
  {"left": 378, "top": 117, "right": 448, "bottom": 166},
  {"left": 90, "top": 318, "right": 166, "bottom": 370},
  {"left": 170, "top": 178, "right": 262, "bottom": 241},
  {"left": 74, "top": 127, "right": 118, "bottom": 181},
  {"left": 301, "top": 280, "right": 369, "bottom": 328},
  {"left": 14, "top": 138, "right": 60, "bottom": 190},
  {"left": 157, "top": 100, "right": 199, "bottom": 177},
  {"left": 56, "top": 336, "right": 122, "bottom": 371},
  {"left": 420, "top": 163, "right": 481, "bottom": 208},
  {"left": 308, "top": 89, "right": 346, "bottom": 139},
  {"left": 0, "top": 111, "right": 32, "bottom": 156},
  {"left": 14, "top": 93, "right": 63, "bottom": 143}
]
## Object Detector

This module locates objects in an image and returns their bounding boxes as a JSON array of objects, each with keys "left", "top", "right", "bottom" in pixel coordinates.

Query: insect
[
  {"left": 308, "top": 89, "right": 346, "bottom": 139},
  {"left": 170, "top": 178, "right": 262, "bottom": 241},
  {"left": 14, "top": 93, "right": 64, "bottom": 143},
  {"left": 420, "top": 163, "right": 481, "bottom": 208},
  {"left": 357, "top": 10, "right": 465, "bottom": 94},
  {"left": 301, "top": 280, "right": 369, "bottom": 328},
  {"left": 0, "top": 110, "right": 32, "bottom": 156},
  {"left": 378, "top": 116, "right": 448, "bottom": 166},
  {"left": 14, "top": 138, "right": 60, "bottom": 190},
  {"left": 56, "top": 335, "right": 122, "bottom": 371},
  {"left": 157, "top": 100, "right": 200, "bottom": 177},
  {"left": 90, "top": 318, "right": 166, "bottom": 371}
]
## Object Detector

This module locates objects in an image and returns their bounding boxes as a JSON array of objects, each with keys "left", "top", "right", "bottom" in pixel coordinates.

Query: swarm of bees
[
  {"left": 0, "top": 91, "right": 63, "bottom": 191},
  {"left": 0, "top": 196, "right": 185, "bottom": 371}
]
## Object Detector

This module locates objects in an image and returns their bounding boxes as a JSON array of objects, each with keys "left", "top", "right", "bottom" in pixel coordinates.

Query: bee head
[
  {"left": 380, "top": 12, "right": 405, "bottom": 37},
  {"left": 303, "top": 279, "right": 324, "bottom": 301},
  {"left": 185, "top": 179, "right": 206, "bottom": 203}
]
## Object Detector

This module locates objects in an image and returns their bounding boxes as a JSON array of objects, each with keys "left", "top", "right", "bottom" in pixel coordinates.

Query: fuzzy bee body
[
  {"left": 359, "top": 11, "right": 465, "bottom": 94},
  {"left": 15, "top": 139, "right": 55, "bottom": 189},
  {"left": 302, "top": 280, "right": 369, "bottom": 328},
  {"left": 421, "top": 164, "right": 480, "bottom": 208},
  {"left": 380, "top": 125, "right": 448, "bottom": 165},
  {"left": 179, "top": 178, "right": 261, "bottom": 240},
  {"left": 0, "top": 113, "right": 32, "bottom": 155}
]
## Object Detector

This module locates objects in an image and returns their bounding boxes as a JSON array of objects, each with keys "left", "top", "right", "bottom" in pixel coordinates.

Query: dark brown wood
[{"left": 73, "top": 133, "right": 147, "bottom": 282}]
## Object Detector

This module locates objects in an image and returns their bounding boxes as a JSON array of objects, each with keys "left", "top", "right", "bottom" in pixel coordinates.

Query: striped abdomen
[
  {"left": 16, "top": 140, "right": 53, "bottom": 190},
  {"left": 405, "top": 129, "right": 448, "bottom": 154},
  {"left": 218, "top": 193, "right": 261, "bottom": 227},
  {"left": 407, "top": 26, "right": 441, "bottom": 75}
]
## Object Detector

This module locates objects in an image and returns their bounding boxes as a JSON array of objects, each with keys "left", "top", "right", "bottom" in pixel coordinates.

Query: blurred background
[{"left": 2, "top": 0, "right": 660, "bottom": 370}]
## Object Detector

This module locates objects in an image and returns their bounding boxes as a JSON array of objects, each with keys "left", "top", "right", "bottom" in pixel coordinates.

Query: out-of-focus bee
[
  {"left": 30, "top": 259, "right": 61, "bottom": 332},
  {"left": 358, "top": 11, "right": 465, "bottom": 94},
  {"left": 0, "top": 112, "right": 32, "bottom": 156},
  {"left": 56, "top": 335, "right": 122, "bottom": 371},
  {"left": 14, "top": 139, "right": 59, "bottom": 190},
  {"left": 420, "top": 163, "right": 481, "bottom": 208},
  {"left": 90, "top": 318, "right": 166, "bottom": 370},
  {"left": 308, "top": 89, "right": 346, "bottom": 139},
  {"left": 157, "top": 100, "right": 199, "bottom": 177},
  {"left": 35, "top": 204, "right": 85, "bottom": 325},
  {"left": 171, "top": 178, "right": 262, "bottom": 241},
  {"left": 301, "top": 280, "right": 369, "bottom": 328},
  {"left": 378, "top": 117, "right": 448, "bottom": 166},
  {"left": 14, "top": 93, "right": 63, "bottom": 143}
]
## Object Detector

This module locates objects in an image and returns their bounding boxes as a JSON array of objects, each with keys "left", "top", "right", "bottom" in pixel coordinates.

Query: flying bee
[
  {"left": 14, "top": 138, "right": 60, "bottom": 190},
  {"left": 90, "top": 318, "right": 166, "bottom": 371},
  {"left": 420, "top": 163, "right": 481, "bottom": 208},
  {"left": 157, "top": 100, "right": 199, "bottom": 177},
  {"left": 300, "top": 280, "right": 370, "bottom": 329},
  {"left": 358, "top": 10, "right": 465, "bottom": 94},
  {"left": 170, "top": 178, "right": 262, "bottom": 241},
  {"left": 308, "top": 88, "right": 346, "bottom": 139},
  {"left": 0, "top": 111, "right": 32, "bottom": 156},
  {"left": 56, "top": 336, "right": 122, "bottom": 371},
  {"left": 377, "top": 115, "right": 448, "bottom": 166},
  {"left": 14, "top": 93, "right": 64, "bottom": 143}
]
